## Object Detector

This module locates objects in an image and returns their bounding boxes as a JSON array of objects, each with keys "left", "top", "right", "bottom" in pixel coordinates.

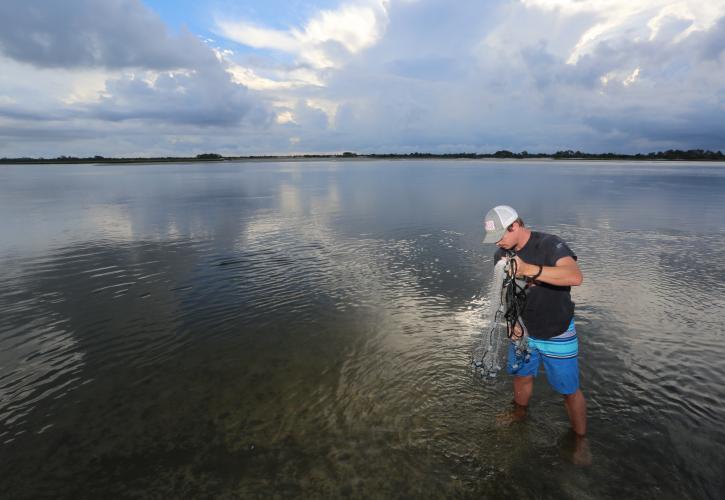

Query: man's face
[{"left": 495, "top": 222, "right": 518, "bottom": 249}]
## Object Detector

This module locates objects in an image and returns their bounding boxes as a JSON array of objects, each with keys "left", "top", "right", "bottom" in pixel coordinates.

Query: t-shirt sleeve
[{"left": 548, "top": 235, "right": 577, "bottom": 263}]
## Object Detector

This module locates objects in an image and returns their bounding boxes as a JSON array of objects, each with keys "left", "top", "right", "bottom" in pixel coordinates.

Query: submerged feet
[
  {"left": 559, "top": 429, "right": 592, "bottom": 466},
  {"left": 495, "top": 402, "right": 528, "bottom": 427},
  {"left": 571, "top": 433, "right": 592, "bottom": 466},
  {"left": 495, "top": 404, "right": 592, "bottom": 466}
]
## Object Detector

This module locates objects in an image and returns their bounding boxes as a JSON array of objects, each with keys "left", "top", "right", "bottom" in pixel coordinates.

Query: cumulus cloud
[
  {"left": 0, "top": 0, "right": 213, "bottom": 70},
  {"left": 87, "top": 67, "right": 269, "bottom": 127},
  {"left": 1, "top": 0, "right": 724, "bottom": 156},
  {"left": 519, "top": 0, "right": 725, "bottom": 64},
  {"left": 216, "top": 0, "right": 390, "bottom": 69},
  {"left": 300, "top": 0, "right": 725, "bottom": 153},
  {"left": 0, "top": 0, "right": 272, "bottom": 154},
  {"left": 700, "top": 15, "right": 725, "bottom": 59}
]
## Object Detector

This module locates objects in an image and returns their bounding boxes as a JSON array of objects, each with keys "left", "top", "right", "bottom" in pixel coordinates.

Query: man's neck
[{"left": 515, "top": 228, "right": 532, "bottom": 252}]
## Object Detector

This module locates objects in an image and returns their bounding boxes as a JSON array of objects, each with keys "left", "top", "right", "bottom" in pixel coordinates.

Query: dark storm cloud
[
  {"left": 0, "top": 104, "right": 79, "bottom": 122},
  {"left": 88, "top": 65, "right": 271, "bottom": 127},
  {"left": 520, "top": 38, "right": 654, "bottom": 91},
  {"left": 0, "top": 124, "right": 101, "bottom": 141},
  {"left": 0, "top": 0, "right": 213, "bottom": 70},
  {"left": 0, "top": 0, "right": 273, "bottom": 130},
  {"left": 584, "top": 102, "right": 725, "bottom": 150},
  {"left": 1, "top": 0, "right": 723, "bottom": 156},
  {"left": 514, "top": 14, "right": 725, "bottom": 115}
]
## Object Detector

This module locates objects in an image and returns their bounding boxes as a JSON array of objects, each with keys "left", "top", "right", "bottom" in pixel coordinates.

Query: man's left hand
[{"left": 513, "top": 256, "right": 536, "bottom": 278}]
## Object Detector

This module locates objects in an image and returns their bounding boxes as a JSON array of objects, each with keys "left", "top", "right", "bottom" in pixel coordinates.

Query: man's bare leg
[
  {"left": 513, "top": 375, "right": 534, "bottom": 407},
  {"left": 563, "top": 389, "right": 586, "bottom": 436},
  {"left": 511, "top": 375, "right": 533, "bottom": 420},
  {"left": 562, "top": 391, "right": 590, "bottom": 465}
]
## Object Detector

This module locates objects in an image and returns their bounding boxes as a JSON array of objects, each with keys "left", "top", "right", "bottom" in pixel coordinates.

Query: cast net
[
  {"left": 472, "top": 257, "right": 509, "bottom": 377},
  {"left": 472, "top": 255, "right": 531, "bottom": 378}
]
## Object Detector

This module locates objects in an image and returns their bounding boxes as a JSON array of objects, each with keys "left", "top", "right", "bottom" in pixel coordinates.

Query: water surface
[{"left": 1, "top": 160, "right": 724, "bottom": 498}]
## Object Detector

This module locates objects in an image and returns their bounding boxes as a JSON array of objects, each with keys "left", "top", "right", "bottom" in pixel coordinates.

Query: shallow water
[{"left": 1, "top": 160, "right": 724, "bottom": 498}]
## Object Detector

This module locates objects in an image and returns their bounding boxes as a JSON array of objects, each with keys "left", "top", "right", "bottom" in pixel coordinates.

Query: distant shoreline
[{"left": 1, "top": 149, "right": 724, "bottom": 164}]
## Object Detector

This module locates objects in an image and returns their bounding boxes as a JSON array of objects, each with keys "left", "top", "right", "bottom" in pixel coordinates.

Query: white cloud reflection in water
[{"left": 0, "top": 160, "right": 723, "bottom": 498}]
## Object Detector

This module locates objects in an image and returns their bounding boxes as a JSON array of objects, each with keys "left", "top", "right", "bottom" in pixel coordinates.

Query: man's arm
[{"left": 514, "top": 255, "right": 583, "bottom": 287}]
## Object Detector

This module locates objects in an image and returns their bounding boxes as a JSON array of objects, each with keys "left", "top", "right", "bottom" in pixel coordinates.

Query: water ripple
[{"left": 1, "top": 162, "right": 724, "bottom": 498}]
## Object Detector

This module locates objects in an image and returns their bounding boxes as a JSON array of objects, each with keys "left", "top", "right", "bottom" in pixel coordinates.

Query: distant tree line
[
  {"left": 549, "top": 149, "right": 725, "bottom": 160},
  {"left": 0, "top": 153, "right": 227, "bottom": 164},
  {"left": 1, "top": 149, "right": 723, "bottom": 164},
  {"left": 355, "top": 149, "right": 725, "bottom": 160}
]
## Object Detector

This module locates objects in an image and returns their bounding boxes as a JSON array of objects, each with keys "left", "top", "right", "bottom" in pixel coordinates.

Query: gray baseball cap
[{"left": 482, "top": 205, "right": 519, "bottom": 243}]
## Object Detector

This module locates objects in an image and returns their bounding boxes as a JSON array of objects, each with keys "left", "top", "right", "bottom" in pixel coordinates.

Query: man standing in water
[{"left": 482, "top": 206, "right": 587, "bottom": 447}]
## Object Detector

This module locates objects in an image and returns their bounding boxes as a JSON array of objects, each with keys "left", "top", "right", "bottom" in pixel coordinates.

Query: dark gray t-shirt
[{"left": 494, "top": 231, "right": 577, "bottom": 339}]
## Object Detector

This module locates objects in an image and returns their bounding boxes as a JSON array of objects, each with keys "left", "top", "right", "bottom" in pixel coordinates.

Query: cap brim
[{"left": 482, "top": 229, "right": 505, "bottom": 243}]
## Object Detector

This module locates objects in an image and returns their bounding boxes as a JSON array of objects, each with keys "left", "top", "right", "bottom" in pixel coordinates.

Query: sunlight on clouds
[
  {"left": 302, "top": 3, "right": 385, "bottom": 54},
  {"left": 61, "top": 71, "right": 112, "bottom": 105},
  {"left": 141, "top": 72, "right": 159, "bottom": 89},
  {"left": 2, "top": 0, "right": 724, "bottom": 156},
  {"left": 600, "top": 67, "right": 641, "bottom": 88},
  {"left": 216, "top": 20, "right": 299, "bottom": 52},
  {"left": 272, "top": 98, "right": 297, "bottom": 109},
  {"left": 276, "top": 110, "right": 296, "bottom": 124},
  {"left": 0, "top": 56, "right": 119, "bottom": 108},
  {"left": 226, "top": 62, "right": 324, "bottom": 90},
  {"left": 209, "top": 42, "right": 325, "bottom": 90},
  {"left": 623, "top": 67, "right": 640, "bottom": 86},
  {"left": 287, "top": 67, "right": 326, "bottom": 87},
  {"left": 228, "top": 65, "right": 297, "bottom": 90},
  {"left": 522, "top": 0, "right": 725, "bottom": 64},
  {"left": 216, "top": 0, "right": 390, "bottom": 69},
  {"left": 646, "top": 3, "right": 697, "bottom": 42},
  {"left": 306, "top": 98, "right": 340, "bottom": 127},
  {"left": 567, "top": 6, "right": 644, "bottom": 64},
  {"left": 212, "top": 47, "right": 235, "bottom": 62}
]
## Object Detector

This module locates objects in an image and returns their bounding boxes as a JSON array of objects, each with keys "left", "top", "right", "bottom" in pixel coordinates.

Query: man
[{"left": 482, "top": 205, "right": 587, "bottom": 439}]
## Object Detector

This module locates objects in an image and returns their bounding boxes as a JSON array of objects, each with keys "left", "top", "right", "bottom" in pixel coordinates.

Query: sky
[{"left": 0, "top": 0, "right": 724, "bottom": 157}]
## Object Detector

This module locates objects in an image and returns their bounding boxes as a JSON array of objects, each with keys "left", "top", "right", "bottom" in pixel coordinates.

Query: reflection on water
[{"left": 0, "top": 161, "right": 724, "bottom": 498}]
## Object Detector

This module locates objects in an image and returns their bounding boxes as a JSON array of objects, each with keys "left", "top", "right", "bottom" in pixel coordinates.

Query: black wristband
[{"left": 531, "top": 265, "right": 543, "bottom": 280}]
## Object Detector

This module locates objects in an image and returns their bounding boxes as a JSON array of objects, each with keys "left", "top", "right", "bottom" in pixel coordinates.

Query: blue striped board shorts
[{"left": 507, "top": 318, "right": 579, "bottom": 395}]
